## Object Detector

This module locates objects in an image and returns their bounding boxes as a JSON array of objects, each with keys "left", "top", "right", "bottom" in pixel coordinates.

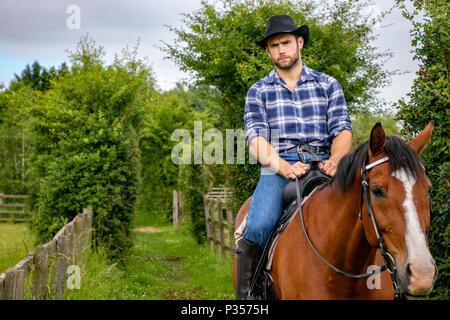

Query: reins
[{"left": 295, "top": 150, "right": 402, "bottom": 298}]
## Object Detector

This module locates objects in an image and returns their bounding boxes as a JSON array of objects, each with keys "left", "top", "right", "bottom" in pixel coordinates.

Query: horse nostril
[{"left": 406, "top": 263, "right": 412, "bottom": 281}]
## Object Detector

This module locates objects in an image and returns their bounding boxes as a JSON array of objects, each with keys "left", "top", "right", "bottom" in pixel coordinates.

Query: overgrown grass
[
  {"left": 0, "top": 223, "right": 35, "bottom": 273},
  {"left": 64, "top": 219, "right": 235, "bottom": 300}
]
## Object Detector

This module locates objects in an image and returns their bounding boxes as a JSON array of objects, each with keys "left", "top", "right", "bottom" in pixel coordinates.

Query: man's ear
[{"left": 298, "top": 36, "right": 304, "bottom": 50}]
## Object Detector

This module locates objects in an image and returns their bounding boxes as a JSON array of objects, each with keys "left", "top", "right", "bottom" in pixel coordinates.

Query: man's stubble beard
[{"left": 272, "top": 48, "right": 300, "bottom": 70}]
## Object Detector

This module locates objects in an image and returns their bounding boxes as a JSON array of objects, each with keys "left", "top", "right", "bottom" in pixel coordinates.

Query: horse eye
[{"left": 371, "top": 186, "right": 385, "bottom": 198}]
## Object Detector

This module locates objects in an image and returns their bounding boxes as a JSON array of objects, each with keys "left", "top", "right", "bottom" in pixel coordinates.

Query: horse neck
[{"left": 308, "top": 173, "right": 377, "bottom": 273}]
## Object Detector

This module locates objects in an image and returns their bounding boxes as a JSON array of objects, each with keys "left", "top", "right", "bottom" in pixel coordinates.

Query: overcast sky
[{"left": 0, "top": 0, "right": 418, "bottom": 108}]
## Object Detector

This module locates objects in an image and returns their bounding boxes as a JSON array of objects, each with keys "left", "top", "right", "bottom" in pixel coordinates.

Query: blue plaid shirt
[{"left": 244, "top": 63, "right": 352, "bottom": 153}]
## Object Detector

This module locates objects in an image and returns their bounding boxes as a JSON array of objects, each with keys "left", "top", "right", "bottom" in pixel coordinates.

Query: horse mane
[{"left": 330, "top": 135, "right": 426, "bottom": 193}]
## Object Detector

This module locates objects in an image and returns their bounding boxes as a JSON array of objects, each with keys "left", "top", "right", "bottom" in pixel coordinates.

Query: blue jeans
[{"left": 243, "top": 152, "right": 329, "bottom": 248}]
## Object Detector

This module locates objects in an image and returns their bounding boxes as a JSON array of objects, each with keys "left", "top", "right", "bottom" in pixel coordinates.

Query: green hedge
[
  {"left": 395, "top": 0, "right": 449, "bottom": 299},
  {"left": 26, "top": 37, "right": 155, "bottom": 260}
]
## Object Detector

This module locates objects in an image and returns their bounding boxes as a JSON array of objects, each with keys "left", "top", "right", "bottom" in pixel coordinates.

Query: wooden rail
[
  {"left": 0, "top": 208, "right": 92, "bottom": 300},
  {"left": 0, "top": 194, "right": 29, "bottom": 222},
  {"left": 204, "top": 188, "right": 235, "bottom": 260}
]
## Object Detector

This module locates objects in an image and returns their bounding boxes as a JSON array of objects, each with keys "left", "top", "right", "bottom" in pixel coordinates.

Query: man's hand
[
  {"left": 281, "top": 161, "right": 310, "bottom": 180},
  {"left": 320, "top": 130, "right": 353, "bottom": 177},
  {"left": 319, "top": 159, "right": 337, "bottom": 177},
  {"left": 249, "top": 136, "right": 311, "bottom": 179}
]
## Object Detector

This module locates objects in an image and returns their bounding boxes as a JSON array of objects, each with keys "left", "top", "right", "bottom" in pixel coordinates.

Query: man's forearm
[
  {"left": 248, "top": 136, "right": 289, "bottom": 175},
  {"left": 329, "top": 130, "right": 352, "bottom": 163}
]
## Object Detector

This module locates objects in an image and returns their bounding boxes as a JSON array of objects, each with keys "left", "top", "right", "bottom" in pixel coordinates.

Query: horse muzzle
[{"left": 401, "top": 258, "right": 438, "bottom": 297}]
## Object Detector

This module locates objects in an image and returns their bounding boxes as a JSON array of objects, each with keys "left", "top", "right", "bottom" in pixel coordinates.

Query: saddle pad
[{"left": 234, "top": 187, "right": 319, "bottom": 271}]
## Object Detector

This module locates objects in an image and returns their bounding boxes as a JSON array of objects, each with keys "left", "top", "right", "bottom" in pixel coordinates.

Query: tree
[
  {"left": 138, "top": 86, "right": 212, "bottom": 220},
  {"left": 0, "top": 83, "right": 34, "bottom": 194},
  {"left": 0, "top": 62, "right": 70, "bottom": 195},
  {"left": 26, "top": 36, "right": 155, "bottom": 260},
  {"left": 12, "top": 61, "right": 68, "bottom": 92},
  {"left": 138, "top": 84, "right": 220, "bottom": 243},
  {"left": 351, "top": 112, "right": 400, "bottom": 149},
  {"left": 395, "top": 0, "right": 449, "bottom": 299},
  {"left": 162, "top": 0, "right": 395, "bottom": 210}
]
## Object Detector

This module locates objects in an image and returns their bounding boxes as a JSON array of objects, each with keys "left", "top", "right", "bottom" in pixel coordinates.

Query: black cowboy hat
[{"left": 255, "top": 14, "right": 309, "bottom": 49}]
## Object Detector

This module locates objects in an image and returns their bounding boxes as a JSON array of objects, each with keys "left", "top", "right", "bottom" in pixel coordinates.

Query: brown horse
[{"left": 234, "top": 122, "right": 437, "bottom": 299}]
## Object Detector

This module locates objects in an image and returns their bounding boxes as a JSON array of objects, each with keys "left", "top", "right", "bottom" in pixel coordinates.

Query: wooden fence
[
  {"left": 0, "top": 208, "right": 92, "bottom": 300},
  {"left": 0, "top": 194, "right": 29, "bottom": 222},
  {"left": 172, "top": 190, "right": 184, "bottom": 227},
  {"left": 204, "top": 188, "right": 235, "bottom": 260}
]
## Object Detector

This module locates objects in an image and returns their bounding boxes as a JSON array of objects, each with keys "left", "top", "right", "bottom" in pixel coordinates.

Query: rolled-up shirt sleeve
[
  {"left": 244, "top": 85, "right": 270, "bottom": 147},
  {"left": 326, "top": 78, "right": 353, "bottom": 141}
]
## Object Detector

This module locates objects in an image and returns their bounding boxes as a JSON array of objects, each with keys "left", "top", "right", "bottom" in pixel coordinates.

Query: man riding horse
[{"left": 237, "top": 14, "right": 353, "bottom": 299}]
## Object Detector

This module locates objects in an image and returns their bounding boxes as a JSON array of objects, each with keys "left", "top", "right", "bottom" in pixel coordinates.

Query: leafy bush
[
  {"left": 138, "top": 85, "right": 216, "bottom": 225},
  {"left": 351, "top": 112, "right": 400, "bottom": 149},
  {"left": 395, "top": 0, "right": 449, "bottom": 299},
  {"left": 26, "top": 37, "right": 155, "bottom": 260},
  {"left": 0, "top": 61, "right": 67, "bottom": 195},
  {"left": 0, "top": 84, "right": 34, "bottom": 194}
]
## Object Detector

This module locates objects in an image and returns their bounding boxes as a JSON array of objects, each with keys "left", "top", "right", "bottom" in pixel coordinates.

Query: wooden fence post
[
  {"left": 0, "top": 273, "right": 5, "bottom": 300},
  {"left": 210, "top": 200, "right": 217, "bottom": 257},
  {"left": 178, "top": 191, "right": 184, "bottom": 223},
  {"left": 73, "top": 215, "right": 83, "bottom": 265},
  {"left": 204, "top": 196, "right": 211, "bottom": 249},
  {"left": 84, "top": 208, "right": 93, "bottom": 250},
  {"left": 173, "top": 190, "right": 179, "bottom": 227},
  {"left": 54, "top": 228, "right": 69, "bottom": 300},
  {"left": 217, "top": 201, "right": 226, "bottom": 259},
  {"left": 32, "top": 240, "right": 55, "bottom": 300},
  {"left": 4, "top": 269, "right": 26, "bottom": 300},
  {"left": 226, "top": 206, "right": 235, "bottom": 257}
]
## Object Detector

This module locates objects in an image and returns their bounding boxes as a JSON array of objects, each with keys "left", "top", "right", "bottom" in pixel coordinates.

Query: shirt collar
[
  {"left": 300, "top": 63, "right": 315, "bottom": 82},
  {"left": 264, "top": 62, "right": 314, "bottom": 85}
]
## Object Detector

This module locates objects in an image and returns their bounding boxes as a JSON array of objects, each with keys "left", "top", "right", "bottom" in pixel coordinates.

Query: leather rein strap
[{"left": 295, "top": 153, "right": 401, "bottom": 298}]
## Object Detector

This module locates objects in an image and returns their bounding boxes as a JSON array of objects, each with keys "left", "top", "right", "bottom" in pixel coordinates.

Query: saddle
[{"left": 248, "top": 156, "right": 331, "bottom": 300}]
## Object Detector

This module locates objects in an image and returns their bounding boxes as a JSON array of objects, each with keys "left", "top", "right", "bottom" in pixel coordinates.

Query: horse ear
[
  {"left": 369, "top": 122, "right": 386, "bottom": 156},
  {"left": 408, "top": 121, "right": 434, "bottom": 154}
]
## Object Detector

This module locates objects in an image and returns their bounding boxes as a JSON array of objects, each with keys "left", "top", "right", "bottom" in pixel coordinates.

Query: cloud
[
  {"left": 0, "top": 0, "right": 202, "bottom": 88},
  {"left": 0, "top": 0, "right": 418, "bottom": 104}
]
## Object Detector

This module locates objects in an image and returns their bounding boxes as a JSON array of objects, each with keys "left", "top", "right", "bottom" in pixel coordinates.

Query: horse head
[{"left": 361, "top": 122, "right": 437, "bottom": 297}]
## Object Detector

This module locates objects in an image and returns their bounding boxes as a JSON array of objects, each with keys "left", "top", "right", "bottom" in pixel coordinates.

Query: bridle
[
  {"left": 295, "top": 152, "right": 402, "bottom": 299},
  {"left": 361, "top": 155, "right": 401, "bottom": 299}
]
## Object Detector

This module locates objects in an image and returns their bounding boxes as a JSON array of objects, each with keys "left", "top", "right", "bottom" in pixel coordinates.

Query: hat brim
[{"left": 255, "top": 25, "right": 309, "bottom": 49}]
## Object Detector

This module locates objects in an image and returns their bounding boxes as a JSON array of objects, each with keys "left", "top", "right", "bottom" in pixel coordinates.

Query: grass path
[
  {"left": 66, "top": 222, "right": 235, "bottom": 300},
  {"left": 0, "top": 223, "right": 35, "bottom": 273}
]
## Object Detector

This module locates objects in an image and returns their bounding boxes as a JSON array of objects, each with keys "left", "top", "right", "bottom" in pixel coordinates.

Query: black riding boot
[{"left": 236, "top": 238, "right": 262, "bottom": 300}]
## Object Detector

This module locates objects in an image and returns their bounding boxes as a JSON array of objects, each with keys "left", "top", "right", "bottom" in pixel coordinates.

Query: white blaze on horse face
[{"left": 392, "top": 169, "right": 432, "bottom": 264}]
